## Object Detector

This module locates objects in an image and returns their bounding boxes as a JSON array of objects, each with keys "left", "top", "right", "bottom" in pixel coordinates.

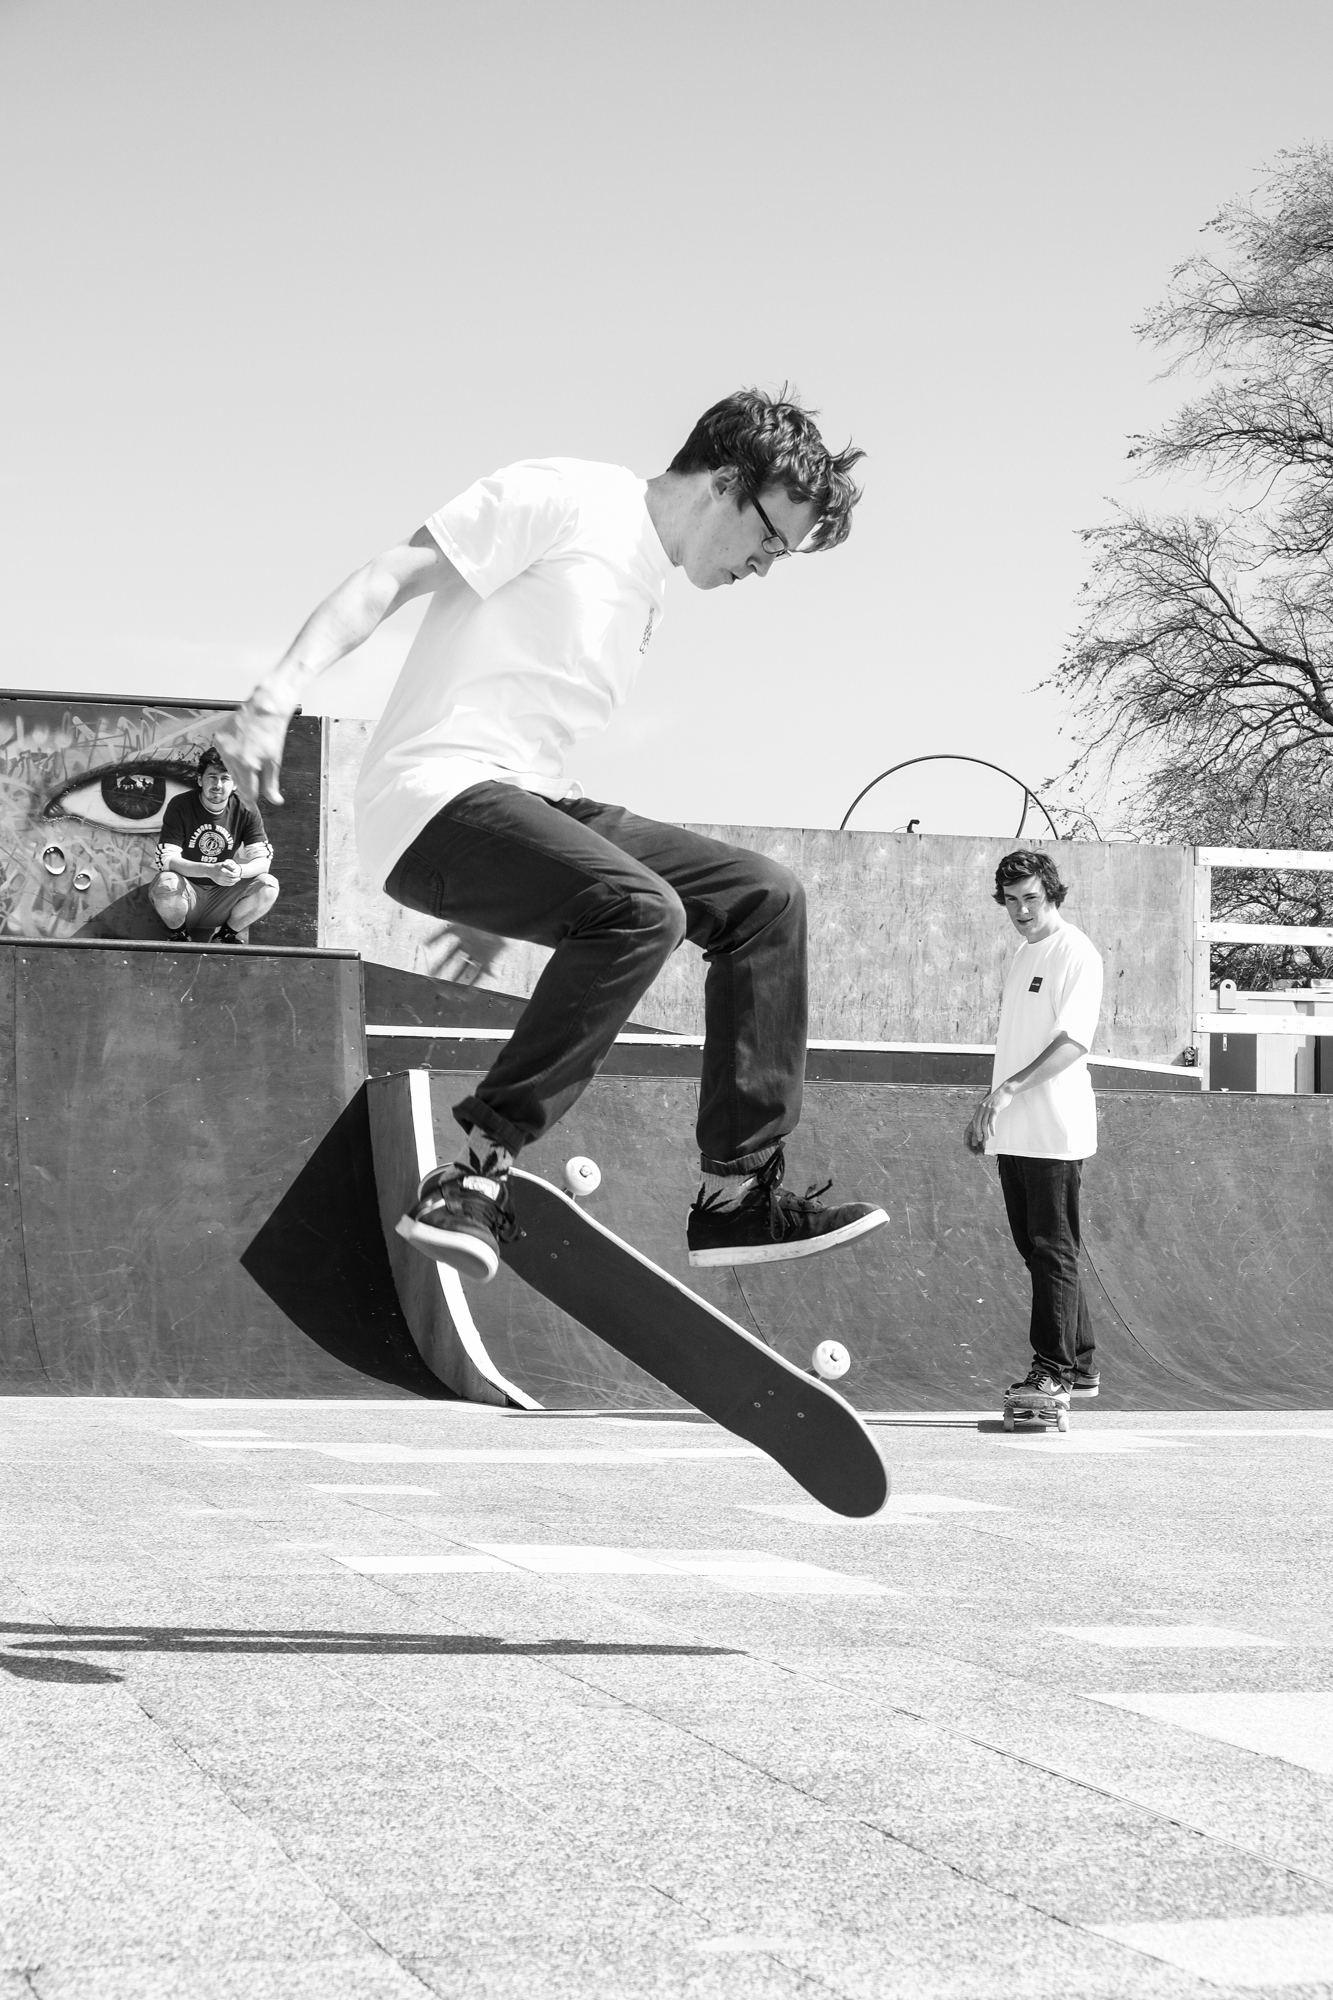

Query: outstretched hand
[{"left": 213, "top": 702, "right": 290, "bottom": 809}]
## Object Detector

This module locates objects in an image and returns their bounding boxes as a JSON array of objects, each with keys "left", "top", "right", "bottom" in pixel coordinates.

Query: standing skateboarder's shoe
[
  {"left": 687, "top": 1149, "right": 887, "bottom": 1268},
  {"left": 1070, "top": 1368, "right": 1101, "bottom": 1398},
  {"left": 396, "top": 1163, "right": 518, "bottom": 1282}
]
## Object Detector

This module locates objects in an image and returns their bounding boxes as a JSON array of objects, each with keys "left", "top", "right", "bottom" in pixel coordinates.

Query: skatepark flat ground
[{"left": 5, "top": 1401, "right": 1333, "bottom": 2000}]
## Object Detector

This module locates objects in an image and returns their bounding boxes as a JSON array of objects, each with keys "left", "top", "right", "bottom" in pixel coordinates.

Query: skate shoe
[
  {"left": 396, "top": 1163, "right": 518, "bottom": 1283},
  {"left": 1005, "top": 1364, "right": 1071, "bottom": 1407},
  {"left": 687, "top": 1148, "right": 887, "bottom": 1268},
  {"left": 1071, "top": 1368, "right": 1101, "bottom": 1399}
]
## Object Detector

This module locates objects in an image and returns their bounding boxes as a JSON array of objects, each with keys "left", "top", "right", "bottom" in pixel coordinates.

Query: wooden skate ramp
[
  {"left": 422, "top": 1068, "right": 1333, "bottom": 1413},
  {"left": 8, "top": 937, "right": 1328, "bottom": 1412},
  {"left": 0, "top": 939, "right": 449, "bottom": 1398}
]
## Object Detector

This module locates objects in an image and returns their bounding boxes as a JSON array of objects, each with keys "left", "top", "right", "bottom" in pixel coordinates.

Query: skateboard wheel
[
  {"left": 1057, "top": 1413, "right": 1069, "bottom": 1433},
  {"left": 563, "top": 1156, "right": 601, "bottom": 1196},
  {"left": 812, "top": 1339, "right": 850, "bottom": 1380},
  {"left": 1003, "top": 1410, "right": 1014, "bottom": 1431}
]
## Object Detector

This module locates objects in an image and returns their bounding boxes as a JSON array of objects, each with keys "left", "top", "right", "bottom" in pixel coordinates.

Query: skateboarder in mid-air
[
  {"left": 216, "top": 389, "right": 889, "bottom": 1282},
  {"left": 964, "top": 851, "right": 1104, "bottom": 1424}
]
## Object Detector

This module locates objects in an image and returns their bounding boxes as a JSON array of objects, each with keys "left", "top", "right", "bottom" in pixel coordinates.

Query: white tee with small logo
[
  {"left": 987, "top": 916, "right": 1104, "bottom": 1161},
  {"left": 355, "top": 458, "right": 672, "bottom": 888}
]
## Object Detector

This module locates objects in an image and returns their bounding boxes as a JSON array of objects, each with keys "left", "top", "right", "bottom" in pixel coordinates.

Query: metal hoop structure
[{"left": 839, "top": 754, "right": 1060, "bottom": 839}]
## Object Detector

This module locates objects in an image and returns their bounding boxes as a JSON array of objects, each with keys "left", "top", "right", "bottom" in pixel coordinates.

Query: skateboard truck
[{"left": 1002, "top": 1390, "right": 1069, "bottom": 1434}]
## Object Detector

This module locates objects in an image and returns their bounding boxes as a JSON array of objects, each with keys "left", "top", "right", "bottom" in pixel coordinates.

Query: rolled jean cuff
[
  {"left": 699, "top": 1141, "right": 782, "bottom": 1177},
  {"left": 452, "top": 1096, "right": 528, "bottom": 1159}
]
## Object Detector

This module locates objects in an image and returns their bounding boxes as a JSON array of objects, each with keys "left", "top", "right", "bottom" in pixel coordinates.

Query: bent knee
[
  {"left": 634, "top": 882, "right": 687, "bottom": 950},
  {"left": 745, "top": 856, "right": 805, "bottom": 925},
  {"left": 151, "top": 871, "right": 185, "bottom": 899},
  {"left": 254, "top": 873, "right": 279, "bottom": 895}
]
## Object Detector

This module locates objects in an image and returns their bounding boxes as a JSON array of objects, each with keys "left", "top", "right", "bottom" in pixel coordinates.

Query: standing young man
[
  {"left": 150, "top": 747, "right": 279, "bottom": 943},
  {"left": 964, "top": 850, "right": 1104, "bottom": 1414},
  {"left": 216, "top": 390, "right": 888, "bottom": 1281}
]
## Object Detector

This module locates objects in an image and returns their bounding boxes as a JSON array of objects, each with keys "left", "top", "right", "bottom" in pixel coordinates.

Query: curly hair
[
  {"left": 993, "top": 850, "right": 1067, "bottom": 907},
  {"left": 668, "top": 387, "right": 864, "bottom": 552}
]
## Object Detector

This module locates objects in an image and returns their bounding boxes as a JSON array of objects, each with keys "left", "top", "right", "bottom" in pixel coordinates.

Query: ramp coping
[
  {"left": 1, "top": 936, "right": 359, "bottom": 960},
  {"left": 366, "top": 1024, "right": 1192, "bottom": 1077}
]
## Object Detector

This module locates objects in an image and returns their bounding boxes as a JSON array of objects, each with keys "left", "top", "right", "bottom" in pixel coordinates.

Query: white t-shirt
[
  {"left": 354, "top": 458, "right": 672, "bottom": 887},
  {"left": 987, "top": 917, "right": 1103, "bottom": 1161}
]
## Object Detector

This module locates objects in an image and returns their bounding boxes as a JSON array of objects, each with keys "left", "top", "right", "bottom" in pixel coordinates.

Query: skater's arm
[
  {"left": 251, "top": 529, "right": 459, "bottom": 716},
  {"left": 215, "top": 529, "right": 467, "bottom": 808},
  {"left": 230, "top": 841, "right": 274, "bottom": 881},
  {"left": 157, "top": 841, "right": 269, "bottom": 886},
  {"left": 157, "top": 843, "right": 223, "bottom": 883},
  {"left": 963, "top": 1031, "right": 1088, "bottom": 1153}
]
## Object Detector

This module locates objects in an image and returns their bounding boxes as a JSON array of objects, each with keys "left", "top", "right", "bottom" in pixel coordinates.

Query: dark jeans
[
  {"left": 384, "top": 782, "right": 808, "bottom": 1167},
  {"left": 997, "top": 1155, "right": 1096, "bottom": 1387}
]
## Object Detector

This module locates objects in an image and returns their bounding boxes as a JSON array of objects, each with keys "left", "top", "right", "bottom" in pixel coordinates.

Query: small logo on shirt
[
  {"left": 639, "top": 611, "right": 656, "bottom": 655},
  {"left": 1028, "top": 975, "right": 1044, "bottom": 993}
]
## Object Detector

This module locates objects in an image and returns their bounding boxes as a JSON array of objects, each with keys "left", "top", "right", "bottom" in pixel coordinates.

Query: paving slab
[{"left": 5, "top": 1401, "right": 1333, "bottom": 1999}]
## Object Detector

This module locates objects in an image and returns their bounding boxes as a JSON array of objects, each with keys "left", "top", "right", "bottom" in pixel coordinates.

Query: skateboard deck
[{"left": 501, "top": 1168, "right": 889, "bottom": 1519}]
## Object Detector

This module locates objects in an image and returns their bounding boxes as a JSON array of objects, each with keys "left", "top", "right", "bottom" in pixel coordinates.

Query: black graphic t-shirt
[{"left": 158, "top": 790, "right": 269, "bottom": 870}]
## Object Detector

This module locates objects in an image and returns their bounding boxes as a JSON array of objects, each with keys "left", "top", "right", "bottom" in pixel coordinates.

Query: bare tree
[
  {"left": 1052, "top": 147, "right": 1333, "bottom": 830},
  {"left": 1142, "top": 747, "right": 1333, "bottom": 988}
]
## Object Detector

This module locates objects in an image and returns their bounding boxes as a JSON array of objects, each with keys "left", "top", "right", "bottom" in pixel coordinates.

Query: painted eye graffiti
[{"left": 43, "top": 761, "right": 194, "bottom": 834}]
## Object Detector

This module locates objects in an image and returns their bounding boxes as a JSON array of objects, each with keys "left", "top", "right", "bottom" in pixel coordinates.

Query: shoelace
[
  {"left": 419, "top": 1165, "right": 520, "bottom": 1243},
  {"left": 694, "top": 1152, "right": 836, "bottom": 1243},
  {"left": 752, "top": 1149, "right": 837, "bottom": 1240}
]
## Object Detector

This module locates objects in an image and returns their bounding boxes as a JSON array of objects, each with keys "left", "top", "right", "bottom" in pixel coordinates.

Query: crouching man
[
  {"left": 150, "top": 746, "right": 279, "bottom": 943},
  {"left": 964, "top": 850, "right": 1104, "bottom": 1417}
]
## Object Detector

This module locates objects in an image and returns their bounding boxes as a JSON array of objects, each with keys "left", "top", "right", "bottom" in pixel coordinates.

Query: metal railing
[{"left": 1192, "top": 848, "right": 1333, "bottom": 1079}]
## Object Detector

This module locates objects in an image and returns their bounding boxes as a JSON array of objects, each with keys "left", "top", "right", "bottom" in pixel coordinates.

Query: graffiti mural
[
  {"left": 0, "top": 700, "right": 226, "bottom": 939},
  {"left": 0, "top": 698, "right": 322, "bottom": 946}
]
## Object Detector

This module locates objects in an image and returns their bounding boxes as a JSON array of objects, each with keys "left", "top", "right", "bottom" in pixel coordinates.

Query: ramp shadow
[{"left": 241, "top": 1086, "right": 455, "bottom": 1400}]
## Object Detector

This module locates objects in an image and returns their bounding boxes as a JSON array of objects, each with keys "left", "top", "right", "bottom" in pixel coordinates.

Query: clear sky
[{"left": 3, "top": 0, "right": 1331, "bottom": 836}]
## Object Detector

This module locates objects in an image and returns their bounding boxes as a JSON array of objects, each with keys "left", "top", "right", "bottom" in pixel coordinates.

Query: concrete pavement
[{"left": 4, "top": 1399, "right": 1333, "bottom": 1998}]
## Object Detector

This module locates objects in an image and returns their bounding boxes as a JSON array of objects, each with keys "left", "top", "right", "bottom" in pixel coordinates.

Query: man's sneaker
[
  {"left": 211, "top": 923, "right": 246, "bottom": 945},
  {"left": 164, "top": 925, "right": 190, "bottom": 942},
  {"left": 1006, "top": 1363, "right": 1071, "bottom": 1408},
  {"left": 396, "top": 1163, "right": 518, "bottom": 1282},
  {"left": 1071, "top": 1369, "right": 1101, "bottom": 1399},
  {"left": 687, "top": 1149, "right": 888, "bottom": 1268}
]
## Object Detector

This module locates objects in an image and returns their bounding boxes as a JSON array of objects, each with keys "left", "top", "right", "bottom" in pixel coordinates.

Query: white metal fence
[{"left": 1192, "top": 846, "right": 1333, "bottom": 1088}]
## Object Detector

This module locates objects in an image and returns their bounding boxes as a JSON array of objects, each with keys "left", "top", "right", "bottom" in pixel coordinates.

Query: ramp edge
[{"left": 367, "top": 1072, "right": 539, "bottom": 1409}]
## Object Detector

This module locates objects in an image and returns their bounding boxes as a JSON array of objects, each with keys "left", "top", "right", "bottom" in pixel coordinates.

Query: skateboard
[
  {"left": 1002, "top": 1385, "right": 1070, "bottom": 1434},
  {"left": 501, "top": 1167, "right": 889, "bottom": 1519}
]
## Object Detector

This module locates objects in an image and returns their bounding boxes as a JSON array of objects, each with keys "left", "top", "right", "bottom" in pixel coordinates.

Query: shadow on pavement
[{"left": 0, "top": 1623, "right": 739, "bottom": 1670}]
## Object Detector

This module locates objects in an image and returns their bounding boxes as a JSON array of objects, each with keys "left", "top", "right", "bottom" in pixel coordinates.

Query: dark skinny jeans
[
  {"left": 997, "top": 1154, "right": 1096, "bottom": 1387},
  {"left": 384, "top": 782, "right": 808, "bottom": 1168}
]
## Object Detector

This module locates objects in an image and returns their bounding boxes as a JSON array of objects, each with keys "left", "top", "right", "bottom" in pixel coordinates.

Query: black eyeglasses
[{"left": 749, "top": 493, "right": 793, "bottom": 560}]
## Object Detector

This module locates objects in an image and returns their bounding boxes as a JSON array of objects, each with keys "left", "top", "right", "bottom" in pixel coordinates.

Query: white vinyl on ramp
[{"left": 365, "top": 1070, "right": 539, "bottom": 1409}]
